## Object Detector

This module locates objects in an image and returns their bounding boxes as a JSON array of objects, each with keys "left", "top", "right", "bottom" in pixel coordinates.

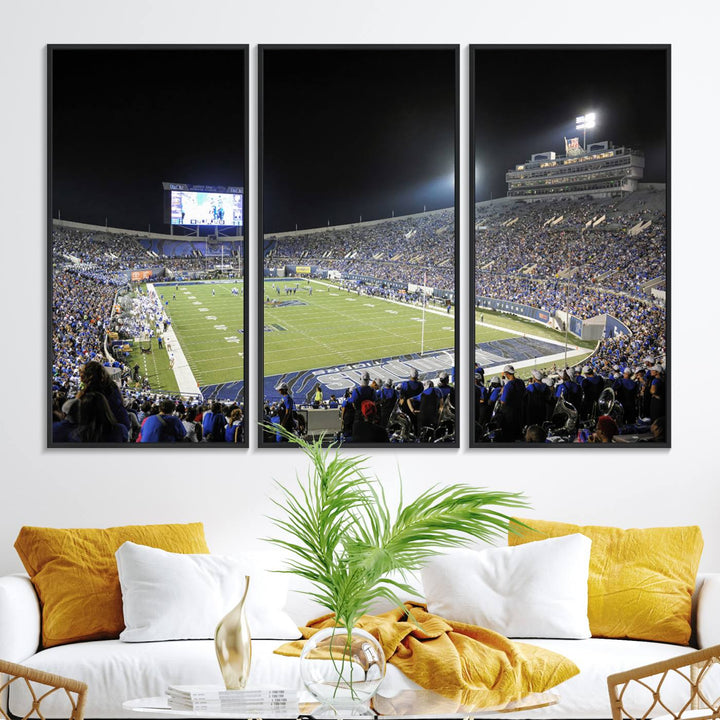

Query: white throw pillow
[
  {"left": 116, "top": 541, "right": 301, "bottom": 642},
  {"left": 421, "top": 534, "right": 592, "bottom": 639}
]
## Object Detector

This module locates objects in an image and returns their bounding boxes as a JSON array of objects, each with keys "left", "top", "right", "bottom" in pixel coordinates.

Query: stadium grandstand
[{"left": 50, "top": 219, "right": 246, "bottom": 444}]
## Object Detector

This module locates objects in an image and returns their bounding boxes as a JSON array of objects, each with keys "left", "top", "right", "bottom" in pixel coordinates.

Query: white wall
[{"left": 2, "top": 0, "right": 718, "bottom": 576}]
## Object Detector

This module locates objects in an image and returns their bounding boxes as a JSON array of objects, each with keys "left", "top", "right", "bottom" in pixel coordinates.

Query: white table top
[{"left": 124, "top": 690, "right": 559, "bottom": 719}]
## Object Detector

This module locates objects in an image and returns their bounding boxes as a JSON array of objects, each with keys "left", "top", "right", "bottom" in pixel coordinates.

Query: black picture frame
[
  {"left": 258, "top": 44, "right": 460, "bottom": 449},
  {"left": 48, "top": 44, "right": 250, "bottom": 447},
  {"left": 469, "top": 45, "right": 670, "bottom": 448}
]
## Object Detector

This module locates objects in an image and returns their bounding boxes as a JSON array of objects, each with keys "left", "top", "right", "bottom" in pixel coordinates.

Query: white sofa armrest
[
  {"left": 696, "top": 572, "right": 720, "bottom": 649},
  {"left": 0, "top": 574, "right": 41, "bottom": 661}
]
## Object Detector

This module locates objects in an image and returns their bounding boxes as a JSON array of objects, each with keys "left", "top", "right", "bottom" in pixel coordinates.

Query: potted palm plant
[{"left": 266, "top": 429, "right": 528, "bottom": 714}]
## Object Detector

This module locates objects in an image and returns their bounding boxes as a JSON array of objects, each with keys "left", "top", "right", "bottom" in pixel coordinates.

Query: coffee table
[{"left": 124, "top": 688, "right": 558, "bottom": 719}]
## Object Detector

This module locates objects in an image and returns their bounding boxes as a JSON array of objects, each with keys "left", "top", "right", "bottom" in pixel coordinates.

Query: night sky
[
  {"left": 473, "top": 46, "right": 668, "bottom": 202},
  {"left": 51, "top": 47, "right": 246, "bottom": 234},
  {"left": 261, "top": 47, "right": 456, "bottom": 234},
  {"left": 51, "top": 47, "right": 665, "bottom": 232}
]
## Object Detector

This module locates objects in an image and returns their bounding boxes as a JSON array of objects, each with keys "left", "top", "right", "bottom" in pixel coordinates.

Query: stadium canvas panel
[
  {"left": 470, "top": 45, "right": 669, "bottom": 447},
  {"left": 49, "top": 45, "right": 249, "bottom": 447},
  {"left": 259, "top": 45, "right": 459, "bottom": 448}
]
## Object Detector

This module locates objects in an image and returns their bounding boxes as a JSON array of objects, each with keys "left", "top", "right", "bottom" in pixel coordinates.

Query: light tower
[{"left": 576, "top": 112, "right": 596, "bottom": 152}]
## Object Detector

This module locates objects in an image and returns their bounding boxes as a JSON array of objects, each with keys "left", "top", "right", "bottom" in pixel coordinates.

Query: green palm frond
[{"left": 264, "top": 425, "right": 530, "bottom": 630}]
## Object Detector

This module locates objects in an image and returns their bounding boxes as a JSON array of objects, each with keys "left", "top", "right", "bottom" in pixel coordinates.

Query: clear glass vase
[
  {"left": 214, "top": 575, "right": 251, "bottom": 690},
  {"left": 299, "top": 626, "right": 386, "bottom": 717}
]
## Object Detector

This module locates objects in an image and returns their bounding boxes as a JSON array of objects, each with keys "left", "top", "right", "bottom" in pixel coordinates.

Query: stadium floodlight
[
  {"left": 575, "top": 112, "right": 597, "bottom": 151},
  {"left": 576, "top": 113, "right": 596, "bottom": 129}
]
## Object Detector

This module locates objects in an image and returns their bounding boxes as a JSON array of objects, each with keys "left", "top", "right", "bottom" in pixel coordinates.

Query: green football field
[
  {"left": 128, "top": 279, "right": 590, "bottom": 393},
  {"left": 264, "top": 280, "right": 511, "bottom": 376},
  {"left": 161, "top": 280, "right": 245, "bottom": 386}
]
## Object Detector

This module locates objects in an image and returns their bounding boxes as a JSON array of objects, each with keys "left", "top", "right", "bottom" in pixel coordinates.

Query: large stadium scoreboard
[{"left": 163, "top": 182, "right": 244, "bottom": 227}]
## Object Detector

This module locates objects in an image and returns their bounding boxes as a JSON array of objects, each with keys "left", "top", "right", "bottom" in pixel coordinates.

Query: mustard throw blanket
[{"left": 275, "top": 603, "right": 579, "bottom": 711}]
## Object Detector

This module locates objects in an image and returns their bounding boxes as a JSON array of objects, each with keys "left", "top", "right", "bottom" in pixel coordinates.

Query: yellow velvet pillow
[
  {"left": 509, "top": 519, "right": 703, "bottom": 645},
  {"left": 15, "top": 523, "right": 209, "bottom": 648}
]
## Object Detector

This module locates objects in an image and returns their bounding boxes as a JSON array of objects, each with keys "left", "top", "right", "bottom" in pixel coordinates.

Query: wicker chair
[
  {"left": 608, "top": 644, "right": 720, "bottom": 720},
  {"left": 0, "top": 660, "right": 87, "bottom": 720}
]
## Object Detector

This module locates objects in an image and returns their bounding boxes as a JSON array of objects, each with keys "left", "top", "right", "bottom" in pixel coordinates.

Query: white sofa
[{"left": 1, "top": 566, "right": 719, "bottom": 720}]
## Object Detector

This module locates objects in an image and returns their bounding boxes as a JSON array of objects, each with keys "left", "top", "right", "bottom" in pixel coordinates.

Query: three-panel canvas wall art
[{"left": 48, "top": 45, "right": 668, "bottom": 448}]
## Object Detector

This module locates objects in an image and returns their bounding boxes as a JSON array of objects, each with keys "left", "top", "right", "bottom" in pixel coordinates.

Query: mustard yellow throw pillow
[
  {"left": 15, "top": 523, "right": 209, "bottom": 648},
  {"left": 509, "top": 519, "right": 703, "bottom": 645}
]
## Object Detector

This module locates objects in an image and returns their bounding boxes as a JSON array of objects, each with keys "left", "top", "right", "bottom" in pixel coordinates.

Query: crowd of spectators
[
  {"left": 52, "top": 376, "right": 246, "bottom": 445},
  {"left": 474, "top": 359, "right": 666, "bottom": 444},
  {"left": 265, "top": 208, "right": 455, "bottom": 291},
  {"left": 52, "top": 270, "right": 117, "bottom": 394},
  {"left": 53, "top": 229, "right": 152, "bottom": 273},
  {"left": 53, "top": 228, "right": 243, "bottom": 282},
  {"left": 263, "top": 369, "right": 455, "bottom": 445},
  {"left": 475, "top": 191, "right": 666, "bottom": 299}
]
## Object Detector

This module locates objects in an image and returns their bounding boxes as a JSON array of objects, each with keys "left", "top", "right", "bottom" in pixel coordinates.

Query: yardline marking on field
[
  {"left": 265, "top": 333, "right": 449, "bottom": 358},
  {"left": 147, "top": 283, "right": 201, "bottom": 396},
  {"left": 266, "top": 312, "right": 344, "bottom": 359},
  {"left": 265, "top": 335, "right": 453, "bottom": 359},
  {"left": 263, "top": 282, "right": 457, "bottom": 373},
  {"left": 154, "top": 282, "right": 248, "bottom": 391},
  {"left": 264, "top": 324, "right": 456, "bottom": 368},
  {"left": 264, "top": 305, "right": 453, "bottom": 349},
  {"left": 264, "top": 305, "right": 448, "bottom": 334},
  {"left": 266, "top": 298, "right": 449, "bottom": 352}
]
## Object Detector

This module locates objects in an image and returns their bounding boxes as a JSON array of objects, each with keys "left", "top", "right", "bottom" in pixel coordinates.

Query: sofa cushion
[
  {"left": 421, "top": 535, "right": 591, "bottom": 639},
  {"left": 14, "top": 523, "right": 209, "bottom": 648},
  {"left": 116, "top": 542, "right": 300, "bottom": 641},
  {"left": 509, "top": 519, "right": 703, "bottom": 645}
]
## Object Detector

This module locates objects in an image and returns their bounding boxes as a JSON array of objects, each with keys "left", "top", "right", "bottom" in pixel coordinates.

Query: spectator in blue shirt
[{"left": 139, "top": 399, "right": 186, "bottom": 443}]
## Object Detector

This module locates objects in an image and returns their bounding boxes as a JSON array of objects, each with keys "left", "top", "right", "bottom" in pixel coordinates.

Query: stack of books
[{"left": 166, "top": 685, "right": 299, "bottom": 715}]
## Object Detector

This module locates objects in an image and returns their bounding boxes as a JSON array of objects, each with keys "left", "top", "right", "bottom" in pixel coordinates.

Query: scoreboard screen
[{"left": 170, "top": 190, "right": 243, "bottom": 226}]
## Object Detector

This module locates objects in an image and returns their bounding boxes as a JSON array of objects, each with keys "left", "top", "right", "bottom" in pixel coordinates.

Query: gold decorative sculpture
[{"left": 214, "top": 575, "right": 252, "bottom": 689}]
